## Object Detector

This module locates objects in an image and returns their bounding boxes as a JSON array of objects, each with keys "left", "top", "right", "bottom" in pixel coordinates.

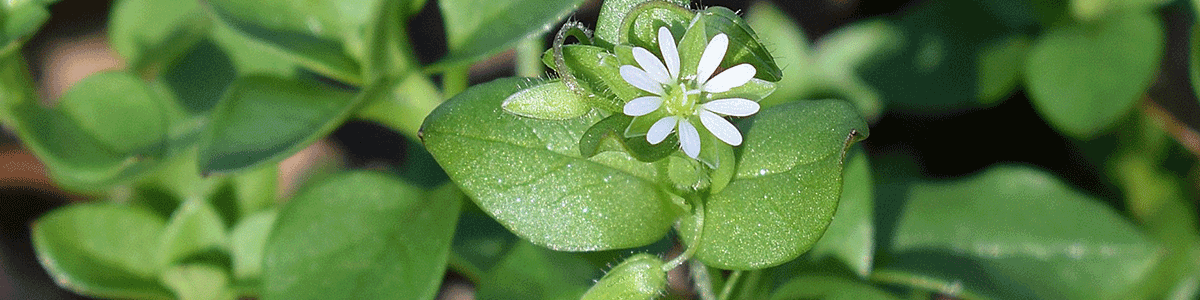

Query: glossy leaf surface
[
  {"left": 422, "top": 78, "right": 681, "bottom": 251},
  {"left": 680, "top": 99, "right": 869, "bottom": 269}
]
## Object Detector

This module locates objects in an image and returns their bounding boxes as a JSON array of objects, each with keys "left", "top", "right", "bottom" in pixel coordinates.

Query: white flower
[{"left": 619, "top": 27, "right": 761, "bottom": 159}]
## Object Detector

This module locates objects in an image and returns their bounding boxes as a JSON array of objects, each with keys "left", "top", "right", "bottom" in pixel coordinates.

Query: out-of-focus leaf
[
  {"left": 157, "top": 198, "right": 227, "bottom": 267},
  {"left": 806, "top": 146, "right": 874, "bottom": 277},
  {"left": 887, "top": 166, "right": 1161, "bottom": 300},
  {"left": 31, "top": 203, "right": 172, "bottom": 299},
  {"left": 769, "top": 276, "right": 901, "bottom": 300},
  {"left": 679, "top": 99, "right": 869, "bottom": 270},
  {"left": 421, "top": 78, "right": 682, "bottom": 251},
  {"left": 199, "top": 76, "right": 371, "bottom": 173},
  {"left": 205, "top": 0, "right": 388, "bottom": 84},
  {"left": 1068, "top": 0, "right": 1170, "bottom": 21},
  {"left": 109, "top": 0, "right": 210, "bottom": 74},
  {"left": 0, "top": 58, "right": 157, "bottom": 192},
  {"left": 860, "top": 0, "right": 1018, "bottom": 114},
  {"left": 0, "top": 0, "right": 58, "bottom": 57},
  {"left": 229, "top": 210, "right": 276, "bottom": 282},
  {"left": 57, "top": 71, "right": 167, "bottom": 155},
  {"left": 976, "top": 35, "right": 1030, "bottom": 104},
  {"left": 161, "top": 264, "right": 234, "bottom": 300},
  {"left": 475, "top": 242, "right": 598, "bottom": 300},
  {"left": 431, "top": 0, "right": 587, "bottom": 70},
  {"left": 1025, "top": 11, "right": 1162, "bottom": 139},
  {"left": 263, "top": 173, "right": 462, "bottom": 300}
]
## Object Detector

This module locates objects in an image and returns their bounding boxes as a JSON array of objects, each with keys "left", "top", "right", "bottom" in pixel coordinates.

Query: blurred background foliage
[{"left": 0, "top": 0, "right": 1198, "bottom": 299}]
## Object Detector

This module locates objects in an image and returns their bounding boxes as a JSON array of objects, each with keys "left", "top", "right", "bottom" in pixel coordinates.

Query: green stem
[
  {"left": 664, "top": 196, "right": 704, "bottom": 271},
  {"left": 717, "top": 271, "right": 742, "bottom": 300},
  {"left": 442, "top": 66, "right": 469, "bottom": 98},
  {"left": 516, "top": 37, "right": 544, "bottom": 78}
]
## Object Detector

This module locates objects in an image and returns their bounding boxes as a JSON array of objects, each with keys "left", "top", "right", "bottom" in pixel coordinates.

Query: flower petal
[
  {"left": 702, "top": 98, "right": 760, "bottom": 117},
  {"left": 702, "top": 64, "right": 756, "bottom": 93},
  {"left": 620, "top": 65, "right": 665, "bottom": 95},
  {"left": 699, "top": 110, "right": 742, "bottom": 146},
  {"left": 646, "top": 116, "right": 678, "bottom": 144},
  {"left": 633, "top": 47, "right": 672, "bottom": 84},
  {"left": 658, "top": 27, "right": 680, "bottom": 80},
  {"left": 696, "top": 33, "right": 729, "bottom": 85},
  {"left": 678, "top": 119, "right": 701, "bottom": 158},
  {"left": 623, "top": 96, "right": 663, "bottom": 116}
]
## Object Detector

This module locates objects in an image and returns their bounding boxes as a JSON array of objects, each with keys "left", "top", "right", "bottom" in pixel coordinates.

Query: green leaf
[
  {"left": 450, "top": 209, "right": 521, "bottom": 281},
  {"left": 580, "top": 254, "right": 667, "bottom": 300},
  {"left": 475, "top": 242, "right": 598, "bottom": 300},
  {"left": 806, "top": 147, "right": 874, "bottom": 278},
  {"left": 31, "top": 203, "right": 172, "bottom": 299},
  {"left": 230, "top": 210, "right": 276, "bottom": 281},
  {"left": 161, "top": 264, "right": 235, "bottom": 300},
  {"left": 108, "top": 0, "right": 210, "bottom": 75},
  {"left": 1192, "top": 25, "right": 1200, "bottom": 102},
  {"left": 501, "top": 79, "right": 590, "bottom": 120},
  {"left": 432, "top": 0, "right": 587, "bottom": 70},
  {"left": 205, "top": 0, "right": 381, "bottom": 84},
  {"left": 679, "top": 99, "right": 869, "bottom": 270},
  {"left": 421, "top": 78, "right": 682, "bottom": 251},
  {"left": 888, "top": 166, "right": 1161, "bottom": 300},
  {"left": 696, "top": 6, "right": 784, "bottom": 82},
  {"left": 976, "top": 35, "right": 1030, "bottom": 104},
  {"left": 747, "top": 2, "right": 893, "bottom": 122},
  {"left": 157, "top": 197, "right": 228, "bottom": 267},
  {"left": 769, "top": 276, "right": 901, "bottom": 300},
  {"left": 595, "top": 0, "right": 688, "bottom": 47},
  {"left": 263, "top": 173, "right": 462, "bottom": 300},
  {"left": 0, "top": 0, "right": 57, "bottom": 58},
  {"left": 0, "top": 58, "right": 156, "bottom": 192},
  {"left": 1069, "top": 0, "right": 1170, "bottom": 21},
  {"left": 579, "top": 114, "right": 677, "bottom": 162},
  {"left": 57, "top": 71, "right": 167, "bottom": 155},
  {"left": 1025, "top": 11, "right": 1162, "bottom": 139},
  {"left": 746, "top": 1, "right": 811, "bottom": 103},
  {"left": 860, "top": 0, "right": 1017, "bottom": 114},
  {"left": 199, "top": 75, "right": 369, "bottom": 173}
]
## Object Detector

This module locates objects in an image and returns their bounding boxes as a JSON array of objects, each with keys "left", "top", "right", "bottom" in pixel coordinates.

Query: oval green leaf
[
  {"left": 421, "top": 77, "right": 682, "bottom": 251},
  {"left": 161, "top": 264, "right": 234, "bottom": 300},
  {"left": 57, "top": 71, "right": 167, "bottom": 155},
  {"left": 889, "top": 166, "right": 1161, "bottom": 300},
  {"left": 501, "top": 79, "right": 590, "bottom": 120},
  {"left": 157, "top": 197, "right": 228, "bottom": 267},
  {"left": 31, "top": 203, "right": 172, "bottom": 299},
  {"left": 199, "top": 76, "right": 365, "bottom": 173},
  {"left": 263, "top": 173, "right": 463, "bottom": 300},
  {"left": 769, "top": 275, "right": 901, "bottom": 300},
  {"left": 1025, "top": 11, "right": 1163, "bottom": 139},
  {"left": 230, "top": 210, "right": 276, "bottom": 281},
  {"left": 680, "top": 99, "right": 869, "bottom": 270}
]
